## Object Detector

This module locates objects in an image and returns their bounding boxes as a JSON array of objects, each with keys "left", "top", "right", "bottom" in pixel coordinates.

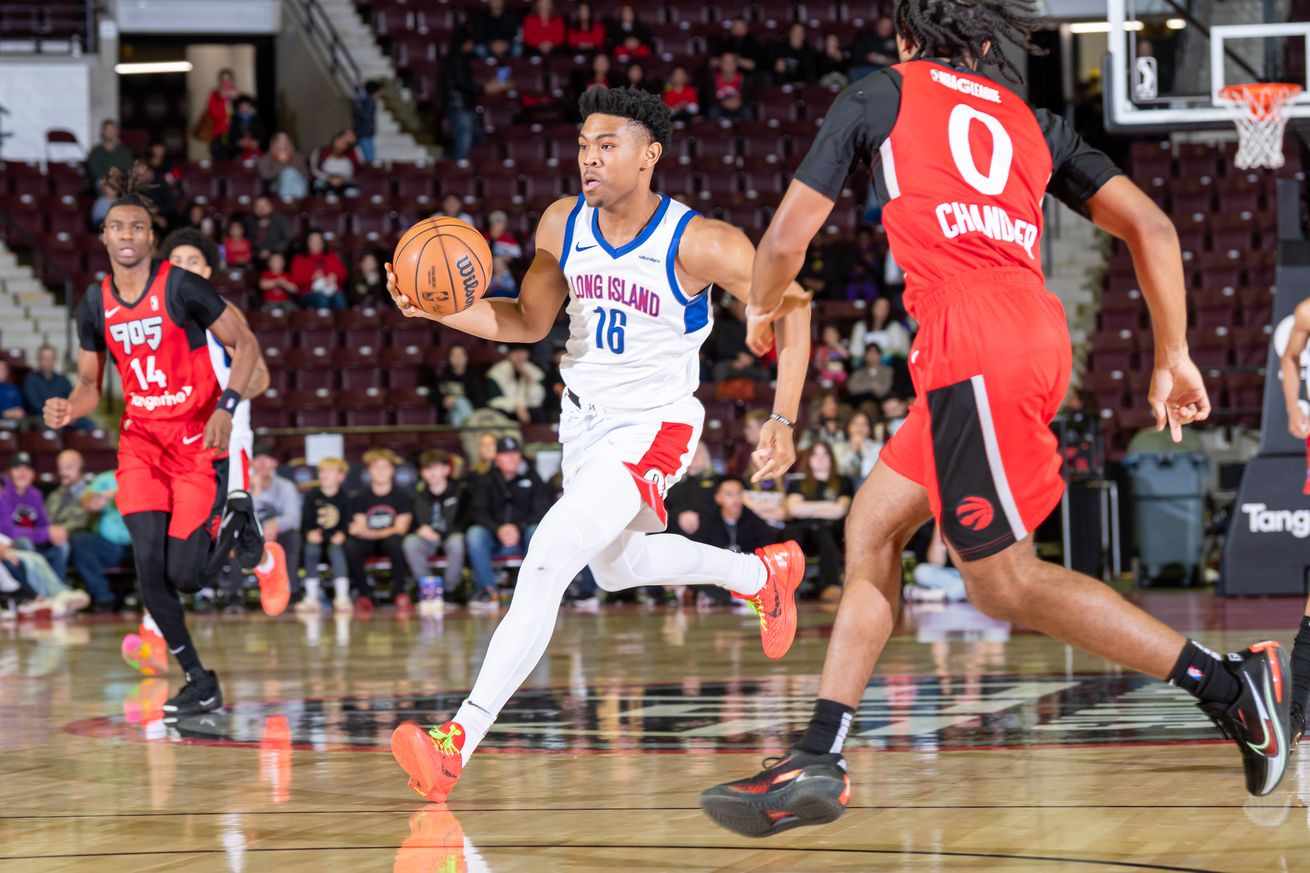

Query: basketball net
[{"left": 1217, "top": 83, "right": 1302, "bottom": 171}]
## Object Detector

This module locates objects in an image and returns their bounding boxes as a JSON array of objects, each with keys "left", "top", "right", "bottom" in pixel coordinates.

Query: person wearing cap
[
  {"left": 0, "top": 452, "right": 68, "bottom": 583},
  {"left": 345, "top": 448, "right": 414, "bottom": 616},
  {"left": 465, "top": 436, "right": 550, "bottom": 608},
  {"left": 487, "top": 345, "right": 546, "bottom": 426}
]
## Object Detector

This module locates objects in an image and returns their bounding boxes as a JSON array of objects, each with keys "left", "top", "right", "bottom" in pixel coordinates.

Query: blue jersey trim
[
  {"left": 684, "top": 294, "right": 711, "bottom": 333},
  {"left": 665, "top": 210, "right": 699, "bottom": 306},
  {"left": 592, "top": 195, "right": 670, "bottom": 259},
  {"left": 557, "top": 194, "right": 586, "bottom": 272}
]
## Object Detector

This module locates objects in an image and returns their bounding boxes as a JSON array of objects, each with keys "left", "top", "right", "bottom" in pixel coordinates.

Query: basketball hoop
[{"left": 1217, "top": 83, "right": 1303, "bottom": 170}]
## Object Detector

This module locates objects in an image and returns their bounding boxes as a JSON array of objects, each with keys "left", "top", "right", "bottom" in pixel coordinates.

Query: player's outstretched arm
[
  {"left": 386, "top": 198, "right": 573, "bottom": 343},
  {"left": 1281, "top": 299, "right": 1310, "bottom": 439},
  {"left": 680, "top": 217, "right": 812, "bottom": 480},
  {"left": 206, "top": 304, "right": 263, "bottom": 449},
  {"left": 751, "top": 179, "right": 835, "bottom": 318},
  {"left": 1085, "top": 175, "right": 1210, "bottom": 441},
  {"left": 45, "top": 349, "right": 104, "bottom": 429}
]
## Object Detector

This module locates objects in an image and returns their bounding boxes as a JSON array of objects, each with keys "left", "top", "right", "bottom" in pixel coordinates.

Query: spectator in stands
[
  {"left": 488, "top": 344, "right": 546, "bottom": 425},
  {"left": 258, "top": 133, "right": 311, "bottom": 199},
  {"left": 472, "top": 0, "right": 522, "bottom": 59},
  {"left": 205, "top": 68, "right": 240, "bottom": 161},
  {"left": 625, "top": 62, "right": 656, "bottom": 94},
  {"left": 713, "top": 18, "right": 762, "bottom": 73},
  {"left": 850, "top": 15, "right": 899, "bottom": 80},
  {"left": 472, "top": 432, "right": 499, "bottom": 475},
  {"left": 691, "top": 477, "right": 777, "bottom": 604},
  {"left": 608, "top": 4, "right": 652, "bottom": 60},
  {"left": 86, "top": 120, "right": 133, "bottom": 185},
  {"left": 352, "top": 80, "right": 383, "bottom": 163},
  {"left": 246, "top": 448, "right": 302, "bottom": 599},
  {"left": 667, "top": 441, "right": 719, "bottom": 536},
  {"left": 708, "top": 53, "right": 752, "bottom": 122},
  {"left": 799, "top": 392, "right": 850, "bottom": 453},
  {"left": 881, "top": 395, "right": 909, "bottom": 436},
  {"left": 466, "top": 436, "right": 550, "bottom": 609},
  {"left": 248, "top": 196, "right": 294, "bottom": 259},
  {"left": 813, "top": 324, "right": 850, "bottom": 389},
  {"left": 849, "top": 296, "right": 911, "bottom": 360},
  {"left": 22, "top": 345, "right": 73, "bottom": 421},
  {"left": 43, "top": 450, "right": 90, "bottom": 592},
  {"left": 0, "top": 362, "right": 24, "bottom": 429},
  {"left": 710, "top": 298, "right": 769, "bottom": 383},
  {"left": 89, "top": 178, "right": 115, "bottom": 231},
  {"left": 835, "top": 411, "right": 880, "bottom": 489},
  {"left": 403, "top": 450, "right": 467, "bottom": 611},
  {"left": 523, "top": 0, "right": 565, "bottom": 55},
  {"left": 227, "top": 95, "right": 265, "bottom": 161},
  {"left": 486, "top": 256, "right": 519, "bottom": 299},
  {"left": 311, "top": 130, "right": 362, "bottom": 196},
  {"left": 147, "top": 141, "right": 179, "bottom": 187},
  {"left": 346, "top": 449, "right": 413, "bottom": 615},
  {"left": 817, "top": 34, "right": 850, "bottom": 88},
  {"left": 577, "top": 53, "right": 616, "bottom": 93},
  {"left": 786, "top": 441, "right": 852, "bottom": 601},
  {"left": 436, "top": 194, "right": 475, "bottom": 226},
  {"left": 437, "top": 344, "right": 492, "bottom": 427},
  {"left": 770, "top": 23, "right": 818, "bottom": 85},
  {"left": 662, "top": 66, "right": 700, "bottom": 120},
  {"left": 0, "top": 453, "right": 66, "bottom": 583},
  {"left": 259, "top": 252, "right": 297, "bottom": 306},
  {"left": 905, "top": 523, "right": 967, "bottom": 602},
  {"left": 846, "top": 342, "right": 893, "bottom": 407},
  {"left": 743, "top": 456, "right": 789, "bottom": 530},
  {"left": 290, "top": 231, "right": 348, "bottom": 310},
  {"left": 131, "top": 160, "right": 175, "bottom": 228},
  {"left": 485, "top": 211, "right": 522, "bottom": 260},
  {"left": 69, "top": 467, "right": 129, "bottom": 612},
  {"left": 568, "top": 2, "right": 606, "bottom": 52},
  {"left": 844, "top": 225, "right": 883, "bottom": 299},
  {"left": 348, "top": 251, "right": 388, "bottom": 307},
  {"left": 222, "top": 220, "right": 253, "bottom": 268},
  {"left": 299, "top": 457, "right": 350, "bottom": 614},
  {"left": 184, "top": 202, "right": 208, "bottom": 232},
  {"left": 730, "top": 409, "right": 768, "bottom": 475},
  {"left": 443, "top": 33, "right": 513, "bottom": 162}
]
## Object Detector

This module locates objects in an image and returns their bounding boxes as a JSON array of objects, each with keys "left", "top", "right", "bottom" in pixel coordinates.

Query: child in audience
[
  {"left": 259, "top": 252, "right": 297, "bottom": 305},
  {"left": 299, "top": 458, "right": 351, "bottom": 613},
  {"left": 224, "top": 220, "right": 253, "bottom": 267}
]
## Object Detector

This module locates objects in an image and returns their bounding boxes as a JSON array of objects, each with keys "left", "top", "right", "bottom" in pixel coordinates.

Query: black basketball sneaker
[
  {"left": 161, "top": 670, "right": 223, "bottom": 723},
  {"left": 1197, "top": 642, "right": 1291, "bottom": 797},
  {"left": 202, "top": 490, "right": 264, "bottom": 580},
  {"left": 699, "top": 749, "right": 849, "bottom": 837}
]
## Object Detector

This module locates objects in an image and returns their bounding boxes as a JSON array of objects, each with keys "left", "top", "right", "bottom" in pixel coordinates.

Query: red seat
[
  {"left": 19, "top": 429, "right": 62, "bottom": 455},
  {"left": 289, "top": 388, "right": 339, "bottom": 428},
  {"left": 390, "top": 386, "right": 439, "bottom": 426},
  {"left": 287, "top": 347, "right": 337, "bottom": 390},
  {"left": 341, "top": 386, "right": 389, "bottom": 426},
  {"left": 1191, "top": 287, "right": 1238, "bottom": 329},
  {"left": 291, "top": 308, "right": 339, "bottom": 348},
  {"left": 251, "top": 388, "right": 292, "bottom": 429},
  {"left": 340, "top": 346, "right": 384, "bottom": 390},
  {"left": 1188, "top": 326, "right": 1233, "bottom": 369}
]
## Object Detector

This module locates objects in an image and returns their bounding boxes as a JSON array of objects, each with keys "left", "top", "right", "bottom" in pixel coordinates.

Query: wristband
[
  {"left": 769, "top": 412, "right": 795, "bottom": 428},
  {"left": 217, "top": 388, "right": 241, "bottom": 414}
]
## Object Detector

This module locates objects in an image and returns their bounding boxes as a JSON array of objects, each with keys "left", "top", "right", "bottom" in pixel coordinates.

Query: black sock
[
  {"left": 795, "top": 698, "right": 855, "bottom": 755},
  {"left": 1290, "top": 616, "right": 1310, "bottom": 715},
  {"left": 1168, "top": 639, "right": 1241, "bottom": 707},
  {"left": 175, "top": 647, "right": 204, "bottom": 677}
]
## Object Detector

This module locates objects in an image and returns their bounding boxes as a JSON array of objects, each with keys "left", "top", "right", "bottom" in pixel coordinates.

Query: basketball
[{"left": 392, "top": 217, "right": 492, "bottom": 318}]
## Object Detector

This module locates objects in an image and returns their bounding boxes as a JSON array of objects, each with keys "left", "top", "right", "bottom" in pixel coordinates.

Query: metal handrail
[{"left": 286, "top": 0, "right": 364, "bottom": 94}]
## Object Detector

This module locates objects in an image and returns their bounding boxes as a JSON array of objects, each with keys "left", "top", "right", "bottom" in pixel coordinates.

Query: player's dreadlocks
[
  {"left": 102, "top": 164, "right": 158, "bottom": 218},
  {"left": 894, "top": 0, "right": 1046, "bottom": 84},
  {"left": 160, "top": 227, "right": 219, "bottom": 271},
  {"left": 578, "top": 86, "right": 673, "bottom": 151}
]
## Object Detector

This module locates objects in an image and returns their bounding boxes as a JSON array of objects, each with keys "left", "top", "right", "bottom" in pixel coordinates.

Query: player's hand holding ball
[
  {"left": 388, "top": 217, "right": 493, "bottom": 321},
  {"left": 44, "top": 398, "right": 71, "bottom": 430}
]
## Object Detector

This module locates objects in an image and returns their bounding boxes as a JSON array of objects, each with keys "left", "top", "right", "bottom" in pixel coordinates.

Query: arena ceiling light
[
  {"left": 114, "top": 61, "right": 194, "bottom": 75},
  {"left": 1068, "top": 20, "right": 1144, "bottom": 33},
  {"left": 1166, "top": 18, "right": 1187, "bottom": 29}
]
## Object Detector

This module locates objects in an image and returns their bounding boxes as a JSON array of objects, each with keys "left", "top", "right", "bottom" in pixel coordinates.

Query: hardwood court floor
[{"left": 2, "top": 592, "right": 1309, "bottom": 872}]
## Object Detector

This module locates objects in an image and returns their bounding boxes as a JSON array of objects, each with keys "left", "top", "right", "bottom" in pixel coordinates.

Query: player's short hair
[
  {"left": 893, "top": 0, "right": 1045, "bottom": 83},
  {"left": 578, "top": 86, "right": 673, "bottom": 151},
  {"left": 160, "top": 227, "right": 219, "bottom": 270},
  {"left": 317, "top": 457, "right": 348, "bottom": 473},
  {"left": 103, "top": 166, "right": 158, "bottom": 223}
]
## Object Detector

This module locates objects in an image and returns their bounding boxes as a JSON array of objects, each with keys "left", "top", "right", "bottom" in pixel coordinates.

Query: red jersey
[
  {"left": 794, "top": 59, "right": 1121, "bottom": 318},
  {"left": 77, "top": 260, "right": 228, "bottom": 424}
]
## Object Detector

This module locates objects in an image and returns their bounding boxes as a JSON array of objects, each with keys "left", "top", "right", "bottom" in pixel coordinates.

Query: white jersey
[
  {"left": 559, "top": 194, "right": 713, "bottom": 411},
  {"left": 207, "top": 331, "right": 253, "bottom": 494}
]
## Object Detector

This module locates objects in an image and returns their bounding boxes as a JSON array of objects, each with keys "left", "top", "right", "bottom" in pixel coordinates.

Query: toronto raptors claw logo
[{"left": 955, "top": 496, "right": 994, "bottom": 531}]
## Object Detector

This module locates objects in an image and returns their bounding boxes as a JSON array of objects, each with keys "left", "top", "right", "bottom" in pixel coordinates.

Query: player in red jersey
[
  {"left": 700, "top": 0, "right": 1291, "bottom": 834},
  {"left": 44, "top": 170, "right": 264, "bottom": 720}
]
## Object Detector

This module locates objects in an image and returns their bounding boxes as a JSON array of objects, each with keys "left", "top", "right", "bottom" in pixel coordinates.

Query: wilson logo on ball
[
  {"left": 457, "top": 254, "right": 478, "bottom": 307},
  {"left": 955, "top": 496, "right": 994, "bottom": 531}
]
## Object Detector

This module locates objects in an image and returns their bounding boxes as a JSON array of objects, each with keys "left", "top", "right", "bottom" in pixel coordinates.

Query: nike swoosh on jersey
[
  {"left": 105, "top": 306, "right": 122, "bottom": 317},
  {"left": 182, "top": 434, "right": 204, "bottom": 445},
  {"left": 575, "top": 243, "right": 597, "bottom": 252}
]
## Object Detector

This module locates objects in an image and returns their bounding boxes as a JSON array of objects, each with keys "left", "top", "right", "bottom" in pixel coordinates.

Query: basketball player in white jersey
[{"left": 385, "top": 87, "right": 814, "bottom": 801}]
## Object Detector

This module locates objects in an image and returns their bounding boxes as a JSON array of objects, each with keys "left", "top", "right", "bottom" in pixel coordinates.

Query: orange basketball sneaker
[
  {"left": 121, "top": 624, "right": 169, "bottom": 676},
  {"left": 735, "top": 540, "right": 806, "bottom": 660},
  {"left": 121, "top": 678, "right": 169, "bottom": 725},
  {"left": 254, "top": 543, "right": 291, "bottom": 617},
  {"left": 391, "top": 720, "right": 466, "bottom": 801}
]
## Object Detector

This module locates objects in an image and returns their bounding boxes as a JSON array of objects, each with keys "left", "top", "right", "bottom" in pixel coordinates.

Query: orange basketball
[{"left": 392, "top": 217, "right": 492, "bottom": 318}]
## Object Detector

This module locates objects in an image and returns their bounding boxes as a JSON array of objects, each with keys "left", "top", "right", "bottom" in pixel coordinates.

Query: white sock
[
  {"left": 141, "top": 611, "right": 161, "bottom": 635},
  {"left": 304, "top": 577, "right": 321, "bottom": 602},
  {"left": 333, "top": 577, "right": 349, "bottom": 602},
  {"left": 457, "top": 460, "right": 642, "bottom": 762},
  {"left": 593, "top": 533, "right": 766, "bottom": 597}
]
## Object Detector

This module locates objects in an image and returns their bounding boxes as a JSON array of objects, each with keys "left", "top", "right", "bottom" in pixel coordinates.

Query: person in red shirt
[
  {"left": 568, "top": 2, "right": 605, "bottom": 52},
  {"left": 522, "top": 0, "right": 565, "bottom": 55},
  {"left": 222, "top": 220, "right": 253, "bottom": 268},
  {"left": 708, "top": 53, "right": 751, "bottom": 122},
  {"left": 205, "top": 68, "right": 238, "bottom": 161},
  {"left": 258, "top": 252, "right": 296, "bottom": 305},
  {"left": 702, "top": 0, "right": 1288, "bottom": 835},
  {"left": 289, "top": 230, "right": 347, "bottom": 309},
  {"left": 662, "top": 65, "right": 700, "bottom": 120}
]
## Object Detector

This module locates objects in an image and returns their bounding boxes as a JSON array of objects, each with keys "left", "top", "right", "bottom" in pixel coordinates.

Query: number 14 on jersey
[{"left": 128, "top": 356, "right": 168, "bottom": 390}]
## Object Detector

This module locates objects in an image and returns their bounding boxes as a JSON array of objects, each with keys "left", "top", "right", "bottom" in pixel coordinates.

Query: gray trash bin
[{"left": 1123, "top": 452, "right": 1210, "bottom": 585}]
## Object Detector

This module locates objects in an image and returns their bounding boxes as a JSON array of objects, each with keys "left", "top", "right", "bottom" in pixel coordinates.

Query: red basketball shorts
[
  {"left": 116, "top": 417, "right": 228, "bottom": 540},
  {"left": 879, "top": 268, "right": 1072, "bottom": 561}
]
